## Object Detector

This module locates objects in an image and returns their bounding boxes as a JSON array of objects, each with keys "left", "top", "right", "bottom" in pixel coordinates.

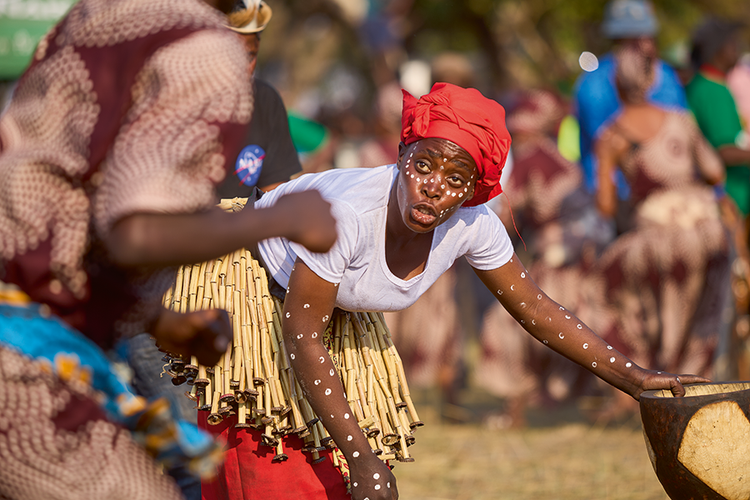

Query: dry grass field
[{"left": 392, "top": 390, "right": 671, "bottom": 500}]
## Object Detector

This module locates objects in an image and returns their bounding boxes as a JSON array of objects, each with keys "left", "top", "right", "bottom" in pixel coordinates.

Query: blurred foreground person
[
  {"left": 477, "top": 90, "right": 613, "bottom": 428},
  {"left": 592, "top": 44, "right": 730, "bottom": 421},
  {"left": 0, "top": 0, "right": 335, "bottom": 498},
  {"left": 123, "top": 2, "right": 302, "bottom": 496}
]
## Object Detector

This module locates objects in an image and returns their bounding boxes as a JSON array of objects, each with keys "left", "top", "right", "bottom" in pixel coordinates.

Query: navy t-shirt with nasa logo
[{"left": 217, "top": 79, "right": 302, "bottom": 197}]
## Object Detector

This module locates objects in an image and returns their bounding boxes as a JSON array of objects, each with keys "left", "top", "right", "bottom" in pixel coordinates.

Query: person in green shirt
[{"left": 686, "top": 18, "right": 750, "bottom": 216}]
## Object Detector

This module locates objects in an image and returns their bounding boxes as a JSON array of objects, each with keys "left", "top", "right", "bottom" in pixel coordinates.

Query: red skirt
[{"left": 199, "top": 412, "right": 349, "bottom": 500}]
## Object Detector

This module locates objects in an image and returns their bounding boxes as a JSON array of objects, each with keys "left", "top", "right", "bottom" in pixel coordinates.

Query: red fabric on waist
[{"left": 199, "top": 411, "right": 349, "bottom": 500}]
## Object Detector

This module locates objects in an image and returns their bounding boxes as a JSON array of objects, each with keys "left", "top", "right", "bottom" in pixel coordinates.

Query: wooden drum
[{"left": 640, "top": 382, "right": 750, "bottom": 500}]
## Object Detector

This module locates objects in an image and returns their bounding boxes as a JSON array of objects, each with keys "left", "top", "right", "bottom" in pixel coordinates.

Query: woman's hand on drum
[
  {"left": 349, "top": 455, "right": 398, "bottom": 500},
  {"left": 631, "top": 369, "right": 711, "bottom": 400}
]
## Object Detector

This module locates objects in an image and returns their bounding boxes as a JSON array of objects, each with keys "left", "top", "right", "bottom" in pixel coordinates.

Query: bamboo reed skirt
[{"left": 162, "top": 239, "right": 423, "bottom": 498}]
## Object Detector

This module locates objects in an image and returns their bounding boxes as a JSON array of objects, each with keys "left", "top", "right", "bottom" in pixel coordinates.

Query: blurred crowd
[{"left": 248, "top": 0, "right": 750, "bottom": 427}]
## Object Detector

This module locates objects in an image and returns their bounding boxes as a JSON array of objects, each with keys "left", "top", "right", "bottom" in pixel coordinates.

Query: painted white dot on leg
[
  {"left": 558, "top": 332, "right": 564, "bottom": 339},
  {"left": 373, "top": 473, "right": 380, "bottom": 480},
  {"left": 353, "top": 451, "right": 360, "bottom": 458},
  {"left": 592, "top": 362, "right": 597, "bottom": 368},
  {"left": 319, "top": 357, "right": 325, "bottom": 363},
  {"left": 626, "top": 362, "right": 632, "bottom": 368},
  {"left": 610, "top": 357, "right": 615, "bottom": 363},
  {"left": 329, "top": 369, "right": 335, "bottom": 376},
  {"left": 344, "top": 413, "right": 350, "bottom": 419},
  {"left": 314, "top": 380, "right": 321, "bottom": 385},
  {"left": 324, "top": 388, "right": 332, "bottom": 395},
  {"left": 303, "top": 304, "right": 310, "bottom": 309},
  {"left": 347, "top": 435, "right": 352, "bottom": 441},
  {"left": 375, "top": 485, "right": 381, "bottom": 491}
]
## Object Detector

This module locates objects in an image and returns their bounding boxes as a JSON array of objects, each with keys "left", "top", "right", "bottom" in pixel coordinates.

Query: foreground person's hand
[
  {"left": 632, "top": 369, "right": 711, "bottom": 400},
  {"left": 274, "top": 190, "right": 337, "bottom": 253},
  {"left": 349, "top": 454, "right": 398, "bottom": 500},
  {"left": 151, "top": 308, "right": 231, "bottom": 366}
]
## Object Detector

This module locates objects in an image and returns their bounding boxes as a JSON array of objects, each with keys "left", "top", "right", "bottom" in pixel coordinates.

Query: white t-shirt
[{"left": 255, "top": 164, "right": 513, "bottom": 312}]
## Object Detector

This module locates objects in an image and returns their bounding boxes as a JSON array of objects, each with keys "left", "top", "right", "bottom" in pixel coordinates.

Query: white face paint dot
[
  {"left": 303, "top": 304, "right": 310, "bottom": 309},
  {"left": 537, "top": 294, "right": 542, "bottom": 300},
  {"left": 314, "top": 380, "right": 321, "bottom": 385},
  {"left": 319, "top": 357, "right": 325, "bottom": 363},
  {"left": 410, "top": 174, "right": 414, "bottom": 179},
  {"left": 458, "top": 193, "right": 463, "bottom": 198},
  {"left": 592, "top": 362, "right": 597, "bottom": 368},
  {"left": 375, "top": 485, "right": 381, "bottom": 491},
  {"left": 531, "top": 319, "right": 536, "bottom": 325},
  {"left": 297, "top": 334, "right": 303, "bottom": 339},
  {"left": 353, "top": 483, "right": 358, "bottom": 487},
  {"left": 441, "top": 185, "right": 445, "bottom": 188},
  {"left": 373, "top": 473, "right": 380, "bottom": 480},
  {"left": 510, "top": 285, "right": 515, "bottom": 291},
  {"left": 347, "top": 435, "right": 352, "bottom": 441},
  {"left": 329, "top": 369, "right": 335, "bottom": 376},
  {"left": 657, "top": 371, "right": 662, "bottom": 374},
  {"left": 559, "top": 306, "right": 565, "bottom": 311},
  {"left": 610, "top": 357, "right": 616, "bottom": 363},
  {"left": 331, "top": 414, "right": 334, "bottom": 418},
  {"left": 387, "top": 482, "right": 391, "bottom": 488},
  {"left": 626, "top": 362, "right": 632, "bottom": 368},
  {"left": 290, "top": 353, "right": 295, "bottom": 359},
  {"left": 607, "top": 345, "right": 613, "bottom": 350},
  {"left": 353, "top": 451, "right": 360, "bottom": 458},
  {"left": 312, "top": 332, "right": 318, "bottom": 338},
  {"left": 577, "top": 324, "right": 583, "bottom": 330},
  {"left": 344, "top": 413, "right": 350, "bottom": 419},
  {"left": 583, "top": 343, "right": 588, "bottom": 349},
  {"left": 565, "top": 315, "right": 571, "bottom": 319},
  {"left": 286, "top": 312, "right": 291, "bottom": 318},
  {"left": 325, "top": 388, "right": 332, "bottom": 395},
  {"left": 558, "top": 332, "right": 565, "bottom": 339},
  {"left": 521, "top": 272, "right": 526, "bottom": 278},
  {"left": 322, "top": 315, "right": 329, "bottom": 322}
]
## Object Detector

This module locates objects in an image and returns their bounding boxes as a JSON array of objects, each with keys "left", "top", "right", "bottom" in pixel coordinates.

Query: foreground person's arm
[
  {"left": 107, "top": 190, "right": 337, "bottom": 269},
  {"left": 283, "top": 259, "right": 398, "bottom": 500},
  {"left": 474, "top": 255, "right": 710, "bottom": 399}
]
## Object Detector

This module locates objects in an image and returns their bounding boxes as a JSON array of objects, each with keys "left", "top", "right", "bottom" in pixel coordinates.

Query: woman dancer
[{"left": 202, "top": 82, "right": 708, "bottom": 500}]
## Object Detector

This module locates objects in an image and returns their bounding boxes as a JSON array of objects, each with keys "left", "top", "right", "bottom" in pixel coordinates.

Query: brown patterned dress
[
  {"left": 592, "top": 111, "right": 730, "bottom": 378},
  {"left": 0, "top": 0, "right": 251, "bottom": 497}
]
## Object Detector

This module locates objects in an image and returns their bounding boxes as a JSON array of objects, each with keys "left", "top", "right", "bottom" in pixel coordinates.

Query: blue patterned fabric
[{"left": 0, "top": 302, "right": 221, "bottom": 479}]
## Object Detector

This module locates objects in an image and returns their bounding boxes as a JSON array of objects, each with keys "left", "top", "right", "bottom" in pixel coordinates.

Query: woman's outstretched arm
[{"left": 473, "top": 255, "right": 709, "bottom": 400}]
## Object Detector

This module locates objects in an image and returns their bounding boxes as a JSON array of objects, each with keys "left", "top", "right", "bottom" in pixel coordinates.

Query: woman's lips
[{"left": 410, "top": 204, "right": 437, "bottom": 225}]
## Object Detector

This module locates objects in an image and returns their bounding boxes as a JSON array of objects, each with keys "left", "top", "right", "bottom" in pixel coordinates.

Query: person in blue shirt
[{"left": 574, "top": 0, "right": 687, "bottom": 202}]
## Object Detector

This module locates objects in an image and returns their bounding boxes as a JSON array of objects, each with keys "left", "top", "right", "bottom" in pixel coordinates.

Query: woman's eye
[
  {"left": 414, "top": 160, "right": 430, "bottom": 173},
  {"left": 447, "top": 175, "right": 464, "bottom": 187}
]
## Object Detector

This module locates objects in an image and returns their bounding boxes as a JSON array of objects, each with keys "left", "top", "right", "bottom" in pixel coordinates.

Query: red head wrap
[{"left": 400, "top": 82, "right": 512, "bottom": 207}]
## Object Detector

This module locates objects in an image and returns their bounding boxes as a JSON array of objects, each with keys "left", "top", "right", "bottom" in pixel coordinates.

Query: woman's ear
[{"left": 397, "top": 142, "right": 407, "bottom": 165}]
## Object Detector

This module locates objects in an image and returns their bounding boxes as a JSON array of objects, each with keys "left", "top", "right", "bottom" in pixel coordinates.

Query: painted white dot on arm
[
  {"left": 510, "top": 285, "right": 515, "bottom": 291},
  {"left": 353, "top": 451, "right": 360, "bottom": 457},
  {"left": 325, "top": 388, "right": 332, "bottom": 395},
  {"left": 375, "top": 485, "right": 381, "bottom": 491},
  {"left": 312, "top": 332, "right": 318, "bottom": 338},
  {"left": 322, "top": 315, "right": 329, "bottom": 322},
  {"left": 290, "top": 353, "right": 295, "bottom": 359},
  {"left": 286, "top": 312, "right": 291, "bottom": 318},
  {"left": 303, "top": 304, "right": 310, "bottom": 309},
  {"left": 319, "top": 356, "right": 325, "bottom": 363},
  {"left": 329, "top": 369, "right": 335, "bottom": 376},
  {"left": 347, "top": 435, "right": 353, "bottom": 441},
  {"left": 626, "top": 362, "right": 632, "bottom": 368},
  {"left": 373, "top": 473, "right": 380, "bottom": 479},
  {"left": 558, "top": 332, "right": 564, "bottom": 339},
  {"left": 582, "top": 343, "right": 588, "bottom": 349},
  {"left": 607, "top": 345, "right": 613, "bottom": 350},
  {"left": 344, "top": 413, "right": 350, "bottom": 419},
  {"left": 610, "top": 357, "right": 616, "bottom": 363},
  {"left": 314, "top": 380, "right": 321, "bottom": 385},
  {"left": 537, "top": 294, "right": 542, "bottom": 300},
  {"left": 577, "top": 324, "right": 582, "bottom": 329},
  {"left": 592, "top": 362, "right": 597, "bottom": 368}
]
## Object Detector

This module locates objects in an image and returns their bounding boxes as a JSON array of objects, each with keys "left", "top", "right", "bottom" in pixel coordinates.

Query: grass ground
[{"left": 391, "top": 389, "right": 670, "bottom": 500}]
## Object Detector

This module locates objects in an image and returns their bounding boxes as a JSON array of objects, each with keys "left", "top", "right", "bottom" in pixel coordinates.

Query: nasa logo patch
[{"left": 235, "top": 145, "right": 266, "bottom": 187}]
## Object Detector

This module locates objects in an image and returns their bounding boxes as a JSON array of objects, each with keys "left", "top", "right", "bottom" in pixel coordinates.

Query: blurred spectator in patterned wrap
[
  {"left": 478, "top": 89, "right": 613, "bottom": 428},
  {"left": 573, "top": 0, "right": 687, "bottom": 224},
  {"left": 591, "top": 43, "right": 731, "bottom": 421}
]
